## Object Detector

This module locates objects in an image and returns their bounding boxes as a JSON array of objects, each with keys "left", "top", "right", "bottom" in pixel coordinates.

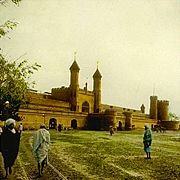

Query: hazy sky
[{"left": 0, "top": 0, "right": 180, "bottom": 115}]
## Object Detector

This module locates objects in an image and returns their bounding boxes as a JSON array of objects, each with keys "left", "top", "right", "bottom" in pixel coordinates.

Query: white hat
[{"left": 5, "top": 118, "right": 16, "bottom": 127}]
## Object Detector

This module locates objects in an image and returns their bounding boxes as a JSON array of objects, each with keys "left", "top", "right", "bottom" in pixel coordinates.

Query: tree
[
  {"left": 0, "top": 0, "right": 22, "bottom": 38},
  {"left": 169, "top": 112, "right": 178, "bottom": 121},
  {"left": 0, "top": 54, "right": 41, "bottom": 120},
  {"left": 0, "top": 0, "right": 41, "bottom": 120},
  {"left": 0, "top": 0, "right": 21, "bottom": 6}
]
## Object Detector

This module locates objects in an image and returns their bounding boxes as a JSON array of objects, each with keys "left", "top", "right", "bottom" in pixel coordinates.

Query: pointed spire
[
  {"left": 93, "top": 60, "right": 102, "bottom": 78},
  {"left": 69, "top": 52, "right": 80, "bottom": 71},
  {"left": 93, "top": 68, "right": 102, "bottom": 78}
]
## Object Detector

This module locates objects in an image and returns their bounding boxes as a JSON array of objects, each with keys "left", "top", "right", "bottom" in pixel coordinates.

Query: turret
[
  {"left": 69, "top": 58, "right": 80, "bottom": 111},
  {"left": 93, "top": 68, "right": 102, "bottom": 113},
  {"left": 140, "top": 104, "right": 145, "bottom": 113},
  {"left": 157, "top": 100, "right": 169, "bottom": 120},
  {"left": 150, "top": 96, "right": 158, "bottom": 119},
  {"left": 69, "top": 60, "right": 80, "bottom": 89}
]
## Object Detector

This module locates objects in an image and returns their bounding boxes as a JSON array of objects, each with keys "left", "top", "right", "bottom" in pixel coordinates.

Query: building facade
[{"left": 17, "top": 60, "right": 172, "bottom": 130}]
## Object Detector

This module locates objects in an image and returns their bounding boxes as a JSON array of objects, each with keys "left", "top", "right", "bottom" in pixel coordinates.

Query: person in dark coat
[
  {"left": 0, "top": 118, "right": 21, "bottom": 178},
  {"left": 109, "top": 126, "right": 114, "bottom": 136},
  {"left": 58, "top": 124, "right": 62, "bottom": 132}
]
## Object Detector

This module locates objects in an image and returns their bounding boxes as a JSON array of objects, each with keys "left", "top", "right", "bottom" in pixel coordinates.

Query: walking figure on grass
[
  {"left": 109, "top": 126, "right": 114, "bottom": 136},
  {"left": 33, "top": 124, "right": 50, "bottom": 177},
  {"left": 0, "top": 118, "right": 22, "bottom": 178},
  {"left": 143, "top": 124, "right": 152, "bottom": 159}
]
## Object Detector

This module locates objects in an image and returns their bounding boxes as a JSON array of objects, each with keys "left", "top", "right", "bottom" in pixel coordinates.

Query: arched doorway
[
  {"left": 118, "top": 121, "right": 122, "bottom": 131},
  {"left": 49, "top": 118, "right": 57, "bottom": 129},
  {"left": 82, "top": 101, "right": 90, "bottom": 113},
  {"left": 71, "top": 119, "right": 77, "bottom": 129}
]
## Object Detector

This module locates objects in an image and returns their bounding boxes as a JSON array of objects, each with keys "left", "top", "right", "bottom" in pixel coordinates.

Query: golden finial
[
  {"left": 74, "top": 51, "right": 77, "bottom": 61},
  {"left": 97, "top": 60, "right": 99, "bottom": 69}
]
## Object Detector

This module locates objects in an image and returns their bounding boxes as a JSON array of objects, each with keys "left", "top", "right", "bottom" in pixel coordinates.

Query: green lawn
[
  {"left": 48, "top": 130, "right": 180, "bottom": 180},
  {"left": 1, "top": 129, "right": 180, "bottom": 180}
]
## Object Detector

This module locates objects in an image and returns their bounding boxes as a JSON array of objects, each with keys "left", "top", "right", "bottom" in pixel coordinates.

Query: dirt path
[
  {"left": 0, "top": 132, "right": 67, "bottom": 180},
  {"left": 18, "top": 133, "right": 65, "bottom": 180}
]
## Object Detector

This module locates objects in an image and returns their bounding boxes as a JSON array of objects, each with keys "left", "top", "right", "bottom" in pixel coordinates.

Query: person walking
[
  {"left": 143, "top": 124, "right": 152, "bottom": 159},
  {"left": 109, "top": 126, "right": 114, "bottom": 136},
  {"left": 33, "top": 124, "right": 50, "bottom": 177},
  {"left": 0, "top": 118, "right": 21, "bottom": 178},
  {"left": 18, "top": 123, "right": 23, "bottom": 133},
  {"left": 58, "top": 124, "right": 62, "bottom": 132},
  {"left": 0, "top": 126, "right": 3, "bottom": 135}
]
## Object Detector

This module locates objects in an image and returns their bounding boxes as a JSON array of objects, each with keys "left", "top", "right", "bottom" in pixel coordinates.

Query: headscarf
[
  {"left": 144, "top": 124, "right": 152, "bottom": 141},
  {"left": 40, "top": 123, "right": 46, "bottom": 129},
  {"left": 5, "top": 118, "right": 16, "bottom": 127},
  {"left": 33, "top": 126, "right": 50, "bottom": 163}
]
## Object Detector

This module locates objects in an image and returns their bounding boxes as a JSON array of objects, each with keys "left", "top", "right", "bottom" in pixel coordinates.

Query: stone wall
[
  {"left": 51, "top": 87, "right": 70, "bottom": 101},
  {"left": 161, "top": 120, "right": 180, "bottom": 130},
  {"left": 19, "top": 108, "right": 87, "bottom": 130}
]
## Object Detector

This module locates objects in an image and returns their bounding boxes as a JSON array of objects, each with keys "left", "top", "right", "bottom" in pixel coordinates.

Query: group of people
[
  {"left": 0, "top": 118, "right": 50, "bottom": 178},
  {"left": 0, "top": 118, "right": 152, "bottom": 178}
]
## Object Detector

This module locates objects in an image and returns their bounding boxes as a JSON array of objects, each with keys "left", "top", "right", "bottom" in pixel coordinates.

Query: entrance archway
[
  {"left": 71, "top": 119, "right": 77, "bottom": 129},
  {"left": 118, "top": 121, "right": 122, "bottom": 131},
  {"left": 49, "top": 118, "right": 57, "bottom": 129}
]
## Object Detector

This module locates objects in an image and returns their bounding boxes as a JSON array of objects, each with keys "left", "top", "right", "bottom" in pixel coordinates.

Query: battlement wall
[
  {"left": 21, "top": 103, "right": 70, "bottom": 112},
  {"left": 102, "top": 104, "right": 141, "bottom": 113},
  {"left": 23, "top": 94, "right": 70, "bottom": 110},
  {"left": 51, "top": 87, "right": 70, "bottom": 101},
  {"left": 158, "top": 100, "right": 169, "bottom": 105}
]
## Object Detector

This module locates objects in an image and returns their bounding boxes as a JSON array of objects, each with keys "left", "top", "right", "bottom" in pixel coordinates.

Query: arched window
[
  {"left": 82, "top": 101, "right": 89, "bottom": 113},
  {"left": 49, "top": 118, "right": 57, "bottom": 129},
  {"left": 118, "top": 121, "right": 122, "bottom": 131}
]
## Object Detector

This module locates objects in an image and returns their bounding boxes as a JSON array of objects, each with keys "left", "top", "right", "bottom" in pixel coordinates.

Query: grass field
[{"left": 0, "top": 129, "right": 180, "bottom": 180}]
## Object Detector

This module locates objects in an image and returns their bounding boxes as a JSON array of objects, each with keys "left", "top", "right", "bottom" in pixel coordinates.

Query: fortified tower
[
  {"left": 150, "top": 96, "right": 158, "bottom": 119},
  {"left": 93, "top": 68, "right": 102, "bottom": 113},
  {"left": 140, "top": 104, "right": 145, "bottom": 113},
  {"left": 157, "top": 100, "right": 169, "bottom": 120},
  {"left": 69, "top": 59, "right": 80, "bottom": 111}
]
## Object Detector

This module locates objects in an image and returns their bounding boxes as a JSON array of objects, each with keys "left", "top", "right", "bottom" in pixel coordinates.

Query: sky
[{"left": 0, "top": 0, "right": 180, "bottom": 116}]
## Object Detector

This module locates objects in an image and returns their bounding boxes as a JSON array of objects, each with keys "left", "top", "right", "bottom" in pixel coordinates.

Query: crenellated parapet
[
  {"left": 158, "top": 100, "right": 169, "bottom": 105},
  {"left": 51, "top": 87, "right": 70, "bottom": 101}
]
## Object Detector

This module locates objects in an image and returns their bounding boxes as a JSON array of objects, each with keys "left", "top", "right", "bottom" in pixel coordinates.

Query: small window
[{"left": 82, "top": 101, "right": 90, "bottom": 113}]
